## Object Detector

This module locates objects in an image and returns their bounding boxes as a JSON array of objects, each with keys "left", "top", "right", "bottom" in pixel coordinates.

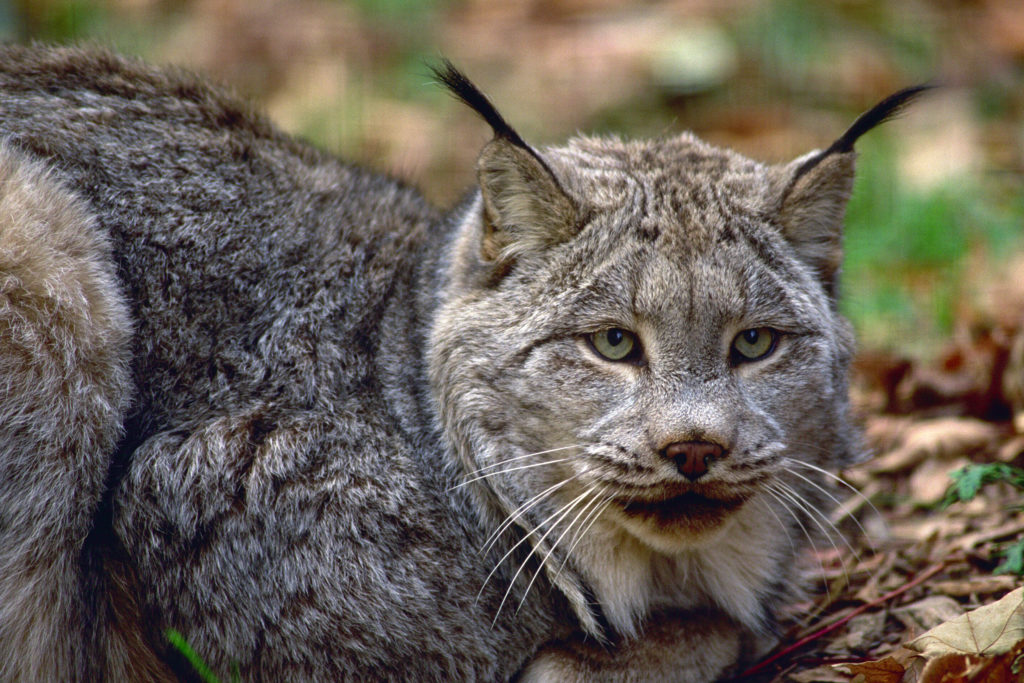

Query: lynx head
[{"left": 428, "top": 63, "right": 926, "bottom": 636}]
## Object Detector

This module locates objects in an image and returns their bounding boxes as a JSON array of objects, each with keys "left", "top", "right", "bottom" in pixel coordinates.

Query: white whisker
[
  {"left": 770, "top": 481, "right": 852, "bottom": 588},
  {"left": 515, "top": 485, "right": 602, "bottom": 612},
  {"left": 764, "top": 483, "right": 831, "bottom": 600},
  {"left": 491, "top": 485, "right": 595, "bottom": 626},
  {"left": 450, "top": 455, "right": 576, "bottom": 491},
  {"left": 480, "top": 473, "right": 578, "bottom": 557},
  {"left": 751, "top": 493, "right": 798, "bottom": 557},
  {"left": 461, "top": 444, "right": 582, "bottom": 479},
  {"left": 787, "top": 458, "right": 885, "bottom": 523},
  {"left": 555, "top": 489, "right": 614, "bottom": 579},
  {"left": 782, "top": 464, "right": 875, "bottom": 555}
]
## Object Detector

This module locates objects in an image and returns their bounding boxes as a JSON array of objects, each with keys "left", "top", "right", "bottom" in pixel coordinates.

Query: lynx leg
[
  {"left": 520, "top": 609, "right": 759, "bottom": 683},
  {"left": 0, "top": 144, "right": 133, "bottom": 680}
]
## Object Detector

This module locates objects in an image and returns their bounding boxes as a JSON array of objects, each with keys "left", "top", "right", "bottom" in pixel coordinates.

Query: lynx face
[
  {"left": 429, "top": 64, "right": 922, "bottom": 639},
  {"left": 431, "top": 133, "right": 858, "bottom": 634}
]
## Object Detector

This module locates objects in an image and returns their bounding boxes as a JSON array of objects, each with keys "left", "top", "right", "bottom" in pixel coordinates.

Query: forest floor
[{"left": 743, "top": 283, "right": 1024, "bottom": 682}]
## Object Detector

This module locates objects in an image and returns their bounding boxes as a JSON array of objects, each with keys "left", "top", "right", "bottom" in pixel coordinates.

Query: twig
[{"left": 737, "top": 561, "right": 946, "bottom": 679}]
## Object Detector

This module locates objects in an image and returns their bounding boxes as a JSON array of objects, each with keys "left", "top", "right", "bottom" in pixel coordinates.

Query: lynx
[{"left": 0, "top": 44, "right": 924, "bottom": 681}]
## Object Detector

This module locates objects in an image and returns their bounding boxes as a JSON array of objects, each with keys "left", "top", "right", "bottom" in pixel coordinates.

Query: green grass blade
[{"left": 166, "top": 629, "right": 222, "bottom": 683}]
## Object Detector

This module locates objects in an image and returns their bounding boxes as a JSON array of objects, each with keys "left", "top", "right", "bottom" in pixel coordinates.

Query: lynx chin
[{"left": 0, "top": 44, "right": 926, "bottom": 681}]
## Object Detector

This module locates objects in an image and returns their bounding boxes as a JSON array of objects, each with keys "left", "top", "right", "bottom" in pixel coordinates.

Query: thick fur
[
  {"left": 0, "top": 44, "right": 918, "bottom": 681},
  {"left": 0, "top": 143, "right": 135, "bottom": 680}
]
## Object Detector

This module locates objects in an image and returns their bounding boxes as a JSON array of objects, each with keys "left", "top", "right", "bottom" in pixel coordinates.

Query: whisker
[
  {"left": 772, "top": 480, "right": 850, "bottom": 554},
  {"left": 751, "top": 493, "right": 798, "bottom": 557},
  {"left": 450, "top": 455, "right": 577, "bottom": 491},
  {"left": 491, "top": 485, "right": 595, "bottom": 626},
  {"left": 555, "top": 491, "right": 615, "bottom": 579},
  {"left": 764, "top": 484, "right": 831, "bottom": 601},
  {"left": 786, "top": 458, "right": 885, "bottom": 523},
  {"left": 782, "top": 463, "right": 876, "bottom": 554},
  {"left": 770, "top": 481, "right": 853, "bottom": 588},
  {"left": 514, "top": 485, "right": 602, "bottom": 613},
  {"left": 479, "top": 473, "right": 578, "bottom": 557},
  {"left": 460, "top": 444, "right": 583, "bottom": 479}
]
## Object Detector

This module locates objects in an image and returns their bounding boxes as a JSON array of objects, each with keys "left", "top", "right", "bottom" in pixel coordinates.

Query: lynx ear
[
  {"left": 774, "top": 85, "right": 931, "bottom": 295},
  {"left": 433, "top": 60, "right": 576, "bottom": 262},
  {"left": 774, "top": 151, "right": 856, "bottom": 296}
]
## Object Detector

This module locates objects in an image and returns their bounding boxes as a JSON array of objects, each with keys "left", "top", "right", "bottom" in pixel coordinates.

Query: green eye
[
  {"left": 732, "top": 327, "right": 778, "bottom": 362},
  {"left": 589, "top": 328, "right": 639, "bottom": 362}
]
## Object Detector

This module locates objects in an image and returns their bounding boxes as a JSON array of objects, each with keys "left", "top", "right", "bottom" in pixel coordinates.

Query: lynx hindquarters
[{"left": 0, "top": 144, "right": 135, "bottom": 680}]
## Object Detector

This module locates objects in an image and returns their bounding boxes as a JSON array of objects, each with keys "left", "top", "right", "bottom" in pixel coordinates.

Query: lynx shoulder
[{"left": 0, "top": 44, "right": 925, "bottom": 681}]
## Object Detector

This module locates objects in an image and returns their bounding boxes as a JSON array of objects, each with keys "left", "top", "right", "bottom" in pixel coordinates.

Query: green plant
[
  {"left": 942, "top": 463, "right": 1024, "bottom": 575},
  {"left": 166, "top": 629, "right": 241, "bottom": 683}
]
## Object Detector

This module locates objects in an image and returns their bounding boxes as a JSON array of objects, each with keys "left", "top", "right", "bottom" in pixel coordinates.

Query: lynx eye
[
  {"left": 589, "top": 328, "right": 639, "bottom": 362},
  {"left": 731, "top": 327, "right": 778, "bottom": 363}
]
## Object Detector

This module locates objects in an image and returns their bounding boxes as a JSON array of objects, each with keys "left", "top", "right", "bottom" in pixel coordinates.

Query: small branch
[{"left": 738, "top": 561, "right": 946, "bottom": 679}]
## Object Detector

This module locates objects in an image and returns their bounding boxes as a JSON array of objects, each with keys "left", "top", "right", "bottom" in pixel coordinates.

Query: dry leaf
[
  {"left": 931, "top": 575, "right": 1020, "bottom": 597},
  {"left": 955, "top": 519, "right": 1024, "bottom": 553},
  {"left": 862, "top": 415, "right": 916, "bottom": 455},
  {"left": 908, "top": 456, "right": 972, "bottom": 503},
  {"left": 907, "top": 587, "right": 1024, "bottom": 657},
  {"left": 824, "top": 611, "right": 888, "bottom": 655},
  {"left": 865, "top": 418, "right": 999, "bottom": 475},
  {"left": 997, "top": 434, "right": 1024, "bottom": 462},
  {"left": 892, "top": 596, "right": 964, "bottom": 633},
  {"left": 788, "top": 664, "right": 852, "bottom": 682},
  {"left": 835, "top": 656, "right": 905, "bottom": 683},
  {"left": 917, "top": 640, "right": 1024, "bottom": 683}
]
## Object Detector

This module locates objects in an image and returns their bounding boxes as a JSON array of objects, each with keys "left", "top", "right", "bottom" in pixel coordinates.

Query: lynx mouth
[{"left": 615, "top": 490, "right": 747, "bottom": 526}]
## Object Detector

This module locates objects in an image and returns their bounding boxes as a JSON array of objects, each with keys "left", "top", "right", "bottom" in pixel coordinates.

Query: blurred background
[{"left": 3, "top": 0, "right": 1022, "bottom": 357}]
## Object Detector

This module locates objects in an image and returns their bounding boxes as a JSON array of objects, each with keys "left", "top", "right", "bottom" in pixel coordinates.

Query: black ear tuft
[
  {"left": 792, "top": 84, "right": 933, "bottom": 182},
  {"left": 431, "top": 59, "right": 530, "bottom": 150},
  {"left": 828, "top": 84, "right": 934, "bottom": 154}
]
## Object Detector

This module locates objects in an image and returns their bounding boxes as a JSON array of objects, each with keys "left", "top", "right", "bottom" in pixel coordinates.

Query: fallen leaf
[
  {"left": 955, "top": 519, "right": 1024, "bottom": 553},
  {"left": 834, "top": 655, "right": 905, "bottom": 683},
  {"left": 917, "top": 639, "right": 1024, "bottom": 683},
  {"left": 930, "top": 575, "right": 1020, "bottom": 597},
  {"left": 892, "top": 596, "right": 964, "bottom": 633},
  {"left": 907, "top": 587, "right": 1024, "bottom": 657},
  {"left": 788, "top": 664, "right": 852, "bottom": 682},
  {"left": 864, "top": 418, "right": 999, "bottom": 475},
  {"left": 996, "top": 434, "right": 1024, "bottom": 462},
  {"left": 909, "top": 457, "right": 972, "bottom": 503},
  {"left": 824, "top": 611, "right": 888, "bottom": 655}
]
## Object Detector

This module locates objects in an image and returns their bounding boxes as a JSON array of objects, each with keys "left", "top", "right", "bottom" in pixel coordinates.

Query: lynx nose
[{"left": 662, "top": 441, "right": 725, "bottom": 481}]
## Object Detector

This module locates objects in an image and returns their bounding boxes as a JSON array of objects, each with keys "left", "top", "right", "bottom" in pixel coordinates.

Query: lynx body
[{"left": 0, "top": 45, "right": 921, "bottom": 681}]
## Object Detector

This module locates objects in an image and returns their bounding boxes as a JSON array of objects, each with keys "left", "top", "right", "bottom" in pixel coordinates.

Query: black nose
[{"left": 662, "top": 441, "right": 725, "bottom": 481}]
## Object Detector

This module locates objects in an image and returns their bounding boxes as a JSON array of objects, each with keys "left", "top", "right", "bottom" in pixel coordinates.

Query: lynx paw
[{"left": 520, "top": 610, "right": 744, "bottom": 683}]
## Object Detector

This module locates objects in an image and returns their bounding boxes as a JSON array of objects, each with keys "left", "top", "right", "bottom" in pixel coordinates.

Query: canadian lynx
[{"left": 0, "top": 45, "right": 924, "bottom": 681}]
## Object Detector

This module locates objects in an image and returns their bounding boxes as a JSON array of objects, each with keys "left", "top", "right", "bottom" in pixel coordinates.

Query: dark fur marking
[
  {"left": 432, "top": 59, "right": 568, "bottom": 191},
  {"left": 792, "top": 85, "right": 933, "bottom": 183}
]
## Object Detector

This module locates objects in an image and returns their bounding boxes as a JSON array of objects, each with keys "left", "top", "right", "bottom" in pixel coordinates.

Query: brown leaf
[
  {"left": 824, "top": 611, "right": 888, "bottom": 656},
  {"left": 917, "top": 640, "right": 1024, "bottom": 683},
  {"left": 955, "top": 519, "right": 1024, "bottom": 553},
  {"left": 907, "top": 456, "right": 972, "bottom": 503},
  {"left": 907, "top": 587, "right": 1024, "bottom": 657},
  {"left": 864, "top": 418, "right": 999, "bottom": 475},
  {"left": 835, "top": 656, "right": 905, "bottom": 683},
  {"left": 931, "top": 576, "right": 1020, "bottom": 598},
  {"left": 892, "top": 596, "right": 964, "bottom": 634}
]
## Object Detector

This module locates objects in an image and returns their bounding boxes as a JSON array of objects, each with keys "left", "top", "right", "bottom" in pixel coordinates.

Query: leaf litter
[{"left": 741, "top": 311, "right": 1024, "bottom": 682}]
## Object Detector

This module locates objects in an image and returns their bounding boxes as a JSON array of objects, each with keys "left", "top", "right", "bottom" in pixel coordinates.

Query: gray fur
[{"left": 0, "top": 44, "right": 916, "bottom": 681}]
